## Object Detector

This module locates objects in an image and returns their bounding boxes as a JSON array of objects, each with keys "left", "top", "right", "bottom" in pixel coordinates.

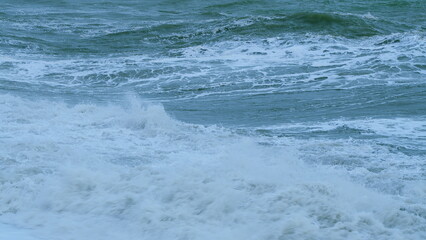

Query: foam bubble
[
  {"left": 0, "top": 94, "right": 425, "bottom": 240},
  {"left": 0, "top": 223, "right": 40, "bottom": 240},
  {"left": 2, "top": 32, "right": 425, "bottom": 99}
]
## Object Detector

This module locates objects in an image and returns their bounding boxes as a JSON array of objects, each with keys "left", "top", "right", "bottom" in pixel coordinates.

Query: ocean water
[{"left": 1, "top": 0, "right": 425, "bottom": 239}]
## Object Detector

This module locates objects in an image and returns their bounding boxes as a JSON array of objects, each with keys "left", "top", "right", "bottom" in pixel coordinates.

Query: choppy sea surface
[{"left": 1, "top": 0, "right": 425, "bottom": 239}]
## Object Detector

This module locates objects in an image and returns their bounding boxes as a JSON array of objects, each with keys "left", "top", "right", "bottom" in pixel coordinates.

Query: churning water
[{"left": 0, "top": 0, "right": 425, "bottom": 239}]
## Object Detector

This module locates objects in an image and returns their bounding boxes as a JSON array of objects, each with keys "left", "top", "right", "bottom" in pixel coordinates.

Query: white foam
[
  {"left": 262, "top": 118, "right": 426, "bottom": 140},
  {"left": 1, "top": 32, "right": 425, "bottom": 99},
  {"left": 0, "top": 223, "right": 40, "bottom": 240},
  {"left": 1, "top": 94, "right": 425, "bottom": 240}
]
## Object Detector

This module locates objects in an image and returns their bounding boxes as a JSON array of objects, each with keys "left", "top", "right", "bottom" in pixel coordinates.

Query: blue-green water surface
[{"left": 1, "top": 1, "right": 425, "bottom": 239}]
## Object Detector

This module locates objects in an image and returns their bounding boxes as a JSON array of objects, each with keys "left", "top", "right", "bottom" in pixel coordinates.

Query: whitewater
[
  {"left": 1, "top": 94, "right": 424, "bottom": 240},
  {"left": 1, "top": 0, "right": 425, "bottom": 239}
]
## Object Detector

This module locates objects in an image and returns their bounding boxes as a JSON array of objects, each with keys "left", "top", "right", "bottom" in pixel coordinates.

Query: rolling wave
[{"left": 1, "top": 94, "right": 425, "bottom": 240}]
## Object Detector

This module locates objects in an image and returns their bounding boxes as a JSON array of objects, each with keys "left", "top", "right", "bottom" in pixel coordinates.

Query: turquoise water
[{"left": 1, "top": 1, "right": 425, "bottom": 239}]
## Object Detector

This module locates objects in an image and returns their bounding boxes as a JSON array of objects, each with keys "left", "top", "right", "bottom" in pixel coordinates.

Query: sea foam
[{"left": 1, "top": 94, "right": 424, "bottom": 240}]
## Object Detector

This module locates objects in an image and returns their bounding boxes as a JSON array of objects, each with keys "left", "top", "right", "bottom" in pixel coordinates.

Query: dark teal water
[{"left": 1, "top": 1, "right": 425, "bottom": 239}]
